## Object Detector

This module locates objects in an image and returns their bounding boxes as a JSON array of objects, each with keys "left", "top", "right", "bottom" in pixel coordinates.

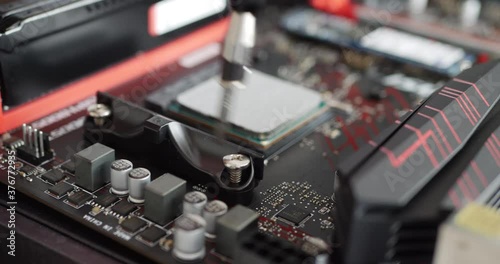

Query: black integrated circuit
[
  {"left": 138, "top": 226, "right": 166, "bottom": 244},
  {"left": 121, "top": 217, "right": 147, "bottom": 233},
  {"left": 41, "top": 169, "right": 66, "bottom": 184},
  {"left": 112, "top": 200, "right": 137, "bottom": 216},
  {"left": 94, "top": 193, "right": 120, "bottom": 207},
  {"left": 61, "top": 160, "right": 76, "bottom": 173},
  {"left": 47, "top": 182, "right": 74, "bottom": 198},
  {"left": 276, "top": 205, "right": 312, "bottom": 226},
  {"left": 19, "top": 165, "right": 36, "bottom": 176},
  {"left": 67, "top": 191, "right": 92, "bottom": 207}
]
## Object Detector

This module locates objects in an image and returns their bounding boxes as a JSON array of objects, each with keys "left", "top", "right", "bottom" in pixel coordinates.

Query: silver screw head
[
  {"left": 87, "top": 104, "right": 111, "bottom": 118},
  {"left": 222, "top": 154, "right": 250, "bottom": 170},
  {"left": 87, "top": 104, "right": 111, "bottom": 126}
]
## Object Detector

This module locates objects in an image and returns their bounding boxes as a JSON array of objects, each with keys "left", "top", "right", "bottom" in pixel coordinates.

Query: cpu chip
[{"left": 169, "top": 70, "right": 327, "bottom": 150}]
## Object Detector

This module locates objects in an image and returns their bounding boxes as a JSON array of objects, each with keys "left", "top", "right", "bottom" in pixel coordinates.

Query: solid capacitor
[
  {"left": 128, "top": 168, "right": 151, "bottom": 203},
  {"left": 183, "top": 191, "right": 207, "bottom": 215},
  {"left": 203, "top": 200, "right": 228, "bottom": 238},
  {"left": 110, "top": 159, "right": 133, "bottom": 195},
  {"left": 173, "top": 214, "right": 206, "bottom": 261}
]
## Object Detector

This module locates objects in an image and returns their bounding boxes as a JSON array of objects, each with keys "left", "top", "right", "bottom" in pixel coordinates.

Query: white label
[
  {"left": 113, "top": 230, "right": 131, "bottom": 241},
  {"left": 360, "top": 27, "right": 466, "bottom": 70},
  {"left": 50, "top": 116, "right": 86, "bottom": 139},
  {"left": 31, "top": 96, "right": 96, "bottom": 129},
  {"left": 83, "top": 215, "right": 103, "bottom": 227},
  {"left": 149, "top": 0, "right": 227, "bottom": 36}
]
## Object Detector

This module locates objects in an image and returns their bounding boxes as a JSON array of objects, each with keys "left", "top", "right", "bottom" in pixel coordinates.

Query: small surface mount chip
[
  {"left": 47, "top": 182, "right": 74, "bottom": 198},
  {"left": 61, "top": 160, "right": 76, "bottom": 174},
  {"left": 19, "top": 165, "right": 37, "bottom": 176},
  {"left": 41, "top": 169, "right": 66, "bottom": 184},
  {"left": 120, "top": 217, "right": 147, "bottom": 233},
  {"left": 276, "top": 205, "right": 311, "bottom": 226},
  {"left": 111, "top": 200, "right": 137, "bottom": 217},
  {"left": 137, "top": 226, "right": 166, "bottom": 244},
  {"left": 67, "top": 191, "right": 92, "bottom": 207},
  {"left": 94, "top": 193, "right": 120, "bottom": 208}
]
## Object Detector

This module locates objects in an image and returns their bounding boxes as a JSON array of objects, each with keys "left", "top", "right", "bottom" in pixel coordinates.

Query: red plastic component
[
  {"left": 477, "top": 53, "right": 490, "bottom": 64},
  {"left": 0, "top": 18, "right": 229, "bottom": 133},
  {"left": 310, "top": 0, "right": 357, "bottom": 20}
]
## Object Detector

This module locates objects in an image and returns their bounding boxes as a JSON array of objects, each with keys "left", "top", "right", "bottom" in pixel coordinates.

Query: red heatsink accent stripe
[
  {"left": 444, "top": 86, "right": 481, "bottom": 118},
  {"left": 429, "top": 132, "right": 448, "bottom": 159},
  {"left": 492, "top": 134, "right": 500, "bottom": 148},
  {"left": 403, "top": 124, "right": 439, "bottom": 167},
  {"left": 448, "top": 189, "right": 461, "bottom": 208},
  {"left": 438, "top": 92, "right": 475, "bottom": 126},
  {"left": 417, "top": 112, "right": 453, "bottom": 153},
  {"left": 487, "top": 138, "right": 500, "bottom": 165},
  {"left": 453, "top": 78, "right": 490, "bottom": 107},
  {"left": 463, "top": 172, "right": 479, "bottom": 197},
  {"left": 457, "top": 178, "right": 472, "bottom": 201},
  {"left": 471, "top": 161, "right": 488, "bottom": 187},
  {"left": 425, "top": 105, "right": 462, "bottom": 144},
  {"left": 442, "top": 88, "right": 478, "bottom": 123},
  {"left": 375, "top": 129, "right": 436, "bottom": 168},
  {"left": 485, "top": 140, "right": 500, "bottom": 166}
]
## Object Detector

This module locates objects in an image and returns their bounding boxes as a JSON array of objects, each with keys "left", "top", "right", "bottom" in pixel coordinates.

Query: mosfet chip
[
  {"left": 138, "top": 226, "right": 166, "bottom": 244},
  {"left": 112, "top": 200, "right": 137, "bottom": 216},
  {"left": 67, "top": 191, "right": 92, "bottom": 207},
  {"left": 94, "top": 193, "right": 119, "bottom": 207},
  {"left": 47, "top": 183, "right": 74, "bottom": 198},
  {"left": 121, "top": 217, "right": 147, "bottom": 233},
  {"left": 41, "top": 169, "right": 66, "bottom": 184}
]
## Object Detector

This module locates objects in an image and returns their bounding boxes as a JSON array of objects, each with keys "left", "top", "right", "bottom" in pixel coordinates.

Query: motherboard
[{"left": 0, "top": 1, "right": 499, "bottom": 263}]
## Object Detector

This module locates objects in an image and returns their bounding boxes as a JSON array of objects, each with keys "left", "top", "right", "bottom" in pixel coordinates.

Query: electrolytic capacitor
[
  {"left": 203, "top": 200, "right": 228, "bottom": 238},
  {"left": 110, "top": 159, "right": 133, "bottom": 195},
  {"left": 183, "top": 191, "right": 207, "bottom": 215},
  {"left": 173, "top": 214, "right": 206, "bottom": 261},
  {"left": 128, "top": 168, "right": 151, "bottom": 203}
]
